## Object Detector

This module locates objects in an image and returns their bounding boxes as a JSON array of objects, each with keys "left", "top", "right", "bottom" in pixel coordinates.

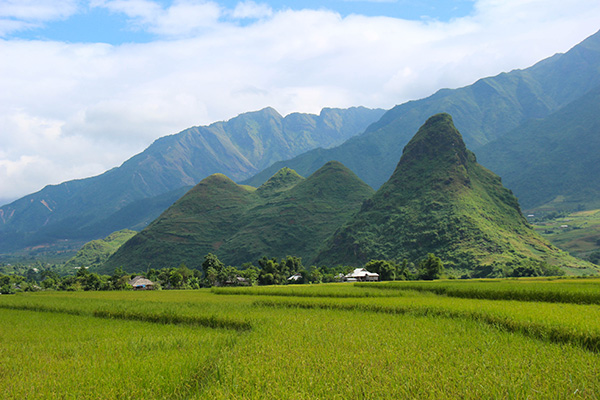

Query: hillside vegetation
[
  {"left": 477, "top": 85, "right": 600, "bottom": 211},
  {"left": 532, "top": 209, "right": 600, "bottom": 263},
  {"left": 316, "top": 114, "right": 594, "bottom": 275},
  {"left": 102, "top": 162, "right": 374, "bottom": 273},
  {"left": 63, "top": 229, "right": 138, "bottom": 272}
]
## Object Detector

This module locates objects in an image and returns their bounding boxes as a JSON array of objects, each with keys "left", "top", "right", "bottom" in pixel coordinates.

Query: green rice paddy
[{"left": 1, "top": 279, "right": 600, "bottom": 399}]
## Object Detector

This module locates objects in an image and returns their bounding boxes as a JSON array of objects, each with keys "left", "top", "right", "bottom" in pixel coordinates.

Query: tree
[
  {"left": 220, "top": 266, "right": 240, "bottom": 285},
  {"left": 169, "top": 271, "right": 183, "bottom": 288},
  {"left": 202, "top": 253, "right": 224, "bottom": 275},
  {"left": 177, "top": 263, "right": 194, "bottom": 283},
  {"left": 41, "top": 277, "right": 56, "bottom": 290},
  {"left": 258, "top": 257, "right": 283, "bottom": 285},
  {"left": 417, "top": 254, "right": 444, "bottom": 280},
  {"left": 83, "top": 273, "right": 103, "bottom": 291},
  {"left": 187, "top": 276, "right": 201, "bottom": 289},
  {"left": 205, "top": 267, "right": 219, "bottom": 287},
  {"left": 306, "top": 265, "right": 322, "bottom": 284},
  {"left": 365, "top": 259, "right": 396, "bottom": 281},
  {"left": 76, "top": 266, "right": 90, "bottom": 278},
  {"left": 281, "top": 256, "right": 303, "bottom": 276},
  {"left": 240, "top": 266, "right": 259, "bottom": 286}
]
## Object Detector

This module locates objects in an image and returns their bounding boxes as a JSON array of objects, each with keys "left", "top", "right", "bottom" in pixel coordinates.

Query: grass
[
  {"left": 2, "top": 279, "right": 600, "bottom": 398},
  {"left": 532, "top": 208, "right": 600, "bottom": 260},
  {"left": 355, "top": 277, "right": 600, "bottom": 304}
]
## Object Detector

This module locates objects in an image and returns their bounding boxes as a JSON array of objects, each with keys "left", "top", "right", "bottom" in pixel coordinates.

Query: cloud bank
[{"left": 1, "top": 0, "right": 599, "bottom": 203}]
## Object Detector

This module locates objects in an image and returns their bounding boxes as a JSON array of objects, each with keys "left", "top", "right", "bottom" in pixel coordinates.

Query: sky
[{"left": 1, "top": 0, "right": 599, "bottom": 205}]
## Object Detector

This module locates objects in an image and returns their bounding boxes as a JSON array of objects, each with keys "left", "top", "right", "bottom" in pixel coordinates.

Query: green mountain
[
  {"left": 101, "top": 162, "right": 374, "bottom": 273},
  {"left": 0, "top": 107, "right": 384, "bottom": 253},
  {"left": 64, "top": 229, "right": 137, "bottom": 273},
  {"left": 315, "top": 114, "right": 595, "bottom": 275},
  {"left": 477, "top": 84, "right": 600, "bottom": 212},
  {"left": 244, "top": 30, "right": 600, "bottom": 192}
]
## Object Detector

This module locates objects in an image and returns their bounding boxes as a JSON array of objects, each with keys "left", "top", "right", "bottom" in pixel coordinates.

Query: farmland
[
  {"left": 532, "top": 208, "right": 600, "bottom": 261},
  {"left": 1, "top": 279, "right": 600, "bottom": 399}
]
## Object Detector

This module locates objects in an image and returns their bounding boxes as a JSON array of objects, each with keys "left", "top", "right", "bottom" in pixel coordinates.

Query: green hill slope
[
  {"left": 64, "top": 229, "right": 137, "bottom": 273},
  {"left": 477, "top": 85, "right": 600, "bottom": 212},
  {"left": 0, "top": 107, "right": 384, "bottom": 253},
  {"left": 315, "top": 114, "right": 595, "bottom": 275},
  {"left": 101, "top": 162, "right": 374, "bottom": 273},
  {"left": 244, "top": 30, "right": 600, "bottom": 193}
]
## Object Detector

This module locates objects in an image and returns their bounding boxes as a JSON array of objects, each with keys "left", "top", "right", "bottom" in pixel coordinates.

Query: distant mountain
[
  {"left": 315, "top": 114, "right": 595, "bottom": 275},
  {"left": 477, "top": 84, "right": 600, "bottom": 212},
  {"left": 64, "top": 229, "right": 137, "bottom": 272},
  {"left": 101, "top": 162, "right": 374, "bottom": 273},
  {"left": 0, "top": 107, "right": 384, "bottom": 253},
  {"left": 244, "top": 30, "right": 600, "bottom": 192}
]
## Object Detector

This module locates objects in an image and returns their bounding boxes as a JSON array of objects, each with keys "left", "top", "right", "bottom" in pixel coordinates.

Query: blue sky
[
  {"left": 7, "top": 1, "right": 476, "bottom": 44},
  {"left": 0, "top": 0, "right": 599, "bottom": 203}
]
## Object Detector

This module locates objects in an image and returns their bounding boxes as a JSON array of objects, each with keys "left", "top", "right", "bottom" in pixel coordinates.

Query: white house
[{"left": 343, "top": 268, "right": 379, "bottom": 282}]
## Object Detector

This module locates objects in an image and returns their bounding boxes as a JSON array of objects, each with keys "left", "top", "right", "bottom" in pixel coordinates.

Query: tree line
[{"left": 1, "top": 252, "right": 573, "bottom": 294}]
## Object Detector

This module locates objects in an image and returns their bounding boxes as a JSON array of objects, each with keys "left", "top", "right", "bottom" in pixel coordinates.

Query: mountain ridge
[
  {"left": 243, "top": 29, "right": 600, "bottom": 193},
  {"left": 0, "top": 106, "right": 384, "bottom": 253}
]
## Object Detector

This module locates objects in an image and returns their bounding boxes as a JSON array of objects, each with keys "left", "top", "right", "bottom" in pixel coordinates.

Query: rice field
[{"left": 1, "top": 278, "right": 600, "bottom": 399}]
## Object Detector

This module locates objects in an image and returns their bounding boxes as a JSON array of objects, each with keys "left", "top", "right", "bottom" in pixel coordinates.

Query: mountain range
[
  {"left": 0, "top": 107, "right": 384, "bottom": 253},
  {"left": 243, "top": 29, "right": 600, "bottom": 212},
  {"left": 104, "top": 114, "right": 594, "bottom": 276},
  {"left": 3, "top": 29, "right": 600, "bottom": 263}
]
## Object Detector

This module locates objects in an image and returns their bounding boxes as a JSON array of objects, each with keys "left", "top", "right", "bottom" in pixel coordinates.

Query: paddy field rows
[{"left": 1, "top": 279, "right": 600, "bottom": 399}]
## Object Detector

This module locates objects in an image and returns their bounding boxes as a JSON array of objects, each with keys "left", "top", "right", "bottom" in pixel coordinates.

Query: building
[
  {"left": 343, "top": 268, "right": 379, "bottom": 282},
  {"left": 128, "top": 276, "right": 155, "bottom": 290}
]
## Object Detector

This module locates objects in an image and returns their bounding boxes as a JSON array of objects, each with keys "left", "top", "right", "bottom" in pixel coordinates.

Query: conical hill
[
  {"left": 316, "top": 114, "right": 593, "bottom": 274},
  {"left": 102, "top": 162, "right": 374, "bottom": 272},
  {"left": 256, "top": 167, "right": 304, "bottom": 197},
  {"left": 100, "top": 173, "right": 255, "bottom": 273}
]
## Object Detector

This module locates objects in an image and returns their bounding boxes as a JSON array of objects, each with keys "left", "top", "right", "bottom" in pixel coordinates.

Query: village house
[
  {"left": 128, "top": 276, "right": 155, "bottom": 290},
  {"left": 343, "top": 268, "right": 379, "bottom": 282}
]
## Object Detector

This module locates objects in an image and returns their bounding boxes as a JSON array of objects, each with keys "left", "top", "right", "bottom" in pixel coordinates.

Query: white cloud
[
  {"left": 1, "top": 0, "right": 600, "bottom": 201},
  {"left": 231, "top": 1, "right": 272, "bottom": 19},
  {"left": 92, "top": 0, "right": 223, "bottom": 36},
  {"left": 0, "top": 0, "right": 79, "bottom": 36}
]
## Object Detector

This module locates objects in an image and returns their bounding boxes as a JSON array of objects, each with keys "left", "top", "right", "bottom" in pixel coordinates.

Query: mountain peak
[
  {"left": 316, "top": 114, "right": 588, "bottom": 273},
  {"left": 401, "top": 113, "right": 468, "bottom": 165},
  {"left": 257, "top": 167, "right": 304, "bottom": 196},
  {"left": 383, "top": 113, "right": 472, "bottom": 196}
]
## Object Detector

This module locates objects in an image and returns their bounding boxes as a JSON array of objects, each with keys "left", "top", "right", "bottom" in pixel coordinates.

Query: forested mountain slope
[
  {"left": 0, "top": 107, "right": 383, "bottom": 252},
  {"left": 101, "top": 162, "right": 374, "bottom": 273},
  {"left": 315, "top": 114, "right": 593, "bottom": 275}
]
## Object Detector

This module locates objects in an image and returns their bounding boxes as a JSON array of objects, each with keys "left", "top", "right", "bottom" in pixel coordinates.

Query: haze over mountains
[
  {"left": 0, "top": 107, "right": 383, "bottom": 253},
  {"left": 244, "top": 29, "right": 600, "bottom": 210}
]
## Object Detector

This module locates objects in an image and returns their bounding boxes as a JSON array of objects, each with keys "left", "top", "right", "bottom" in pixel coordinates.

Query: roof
[
  {"left": 345, "top": 268, "right": 379, "bottom": 278},
  {"left": 128, "top": 276, "right": 154, "bottom": 287},
  {"left": 288, "top": 273, "right": 302, "bottom": 281}
]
